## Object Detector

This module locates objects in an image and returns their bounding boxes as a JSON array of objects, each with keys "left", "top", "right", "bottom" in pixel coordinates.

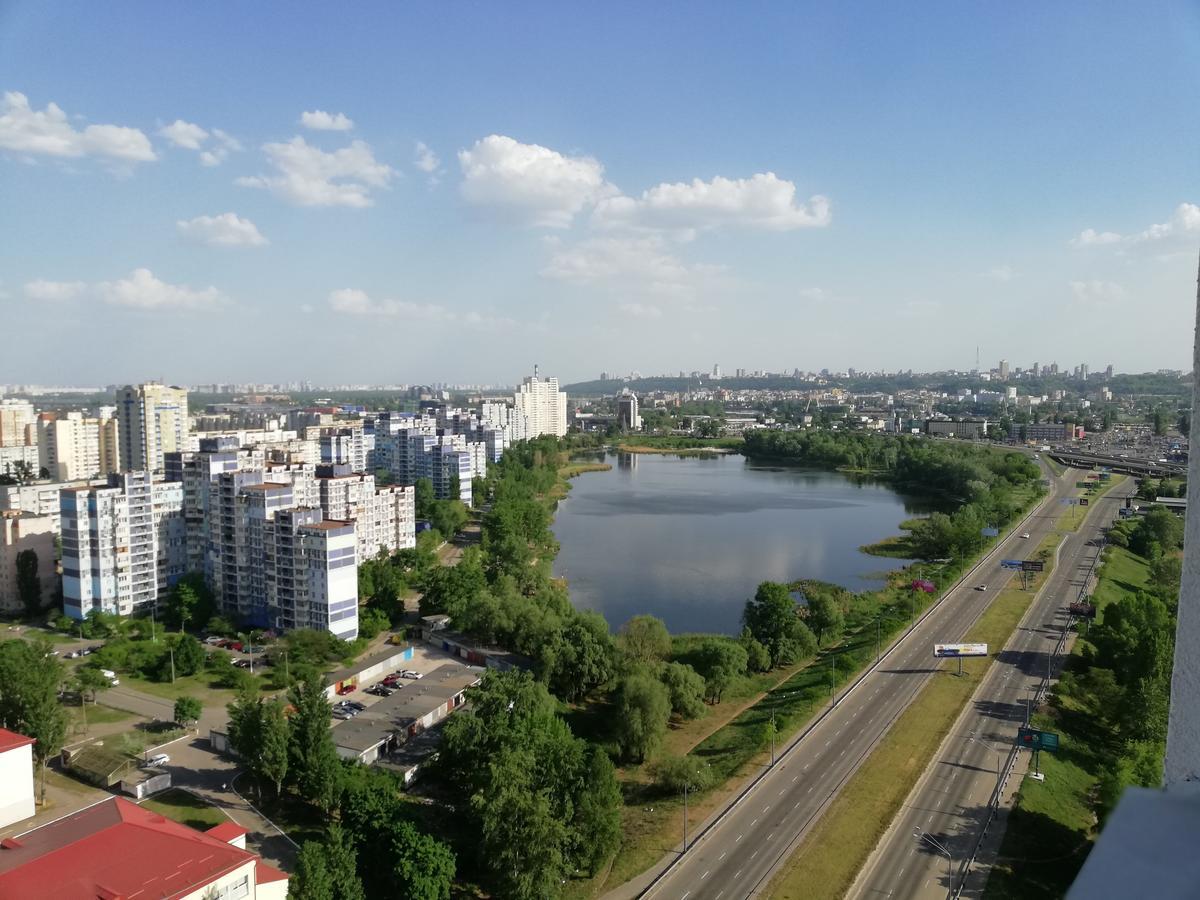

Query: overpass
[{"left": 1048, "top": 449, "right": 1185, "bottom": 477}]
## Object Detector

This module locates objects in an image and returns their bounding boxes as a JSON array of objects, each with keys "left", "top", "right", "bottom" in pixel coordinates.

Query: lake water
[{"left": 551, "top": 452, "right": 924, "bottom": 635}]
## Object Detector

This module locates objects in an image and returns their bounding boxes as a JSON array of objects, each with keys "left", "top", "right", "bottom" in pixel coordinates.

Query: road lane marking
[
  {"left": 736, "top": 833, "right": 742, "bottom": 842},
  {"left": 751, "top": 818, "right": 758, "bottom": 826},
  {"left": 719, "top": 851, "right": 726, "bottom": 860},
  {"left": 702, "top": 871, "right": 709, "bottom": 880}
]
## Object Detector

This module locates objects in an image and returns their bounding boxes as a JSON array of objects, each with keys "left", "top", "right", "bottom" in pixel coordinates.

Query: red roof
[
  {"left": 204, "top": 822, "right": 247, "bottom": 843},
  {"left": 256, "top": 860, "right": 289, "bottom": 884},
  {"left": 0, "top": 728, "right": 34, "bottom": 754},
  {"left": 0, "top": 797, "right": 285, "bottom": 899}
]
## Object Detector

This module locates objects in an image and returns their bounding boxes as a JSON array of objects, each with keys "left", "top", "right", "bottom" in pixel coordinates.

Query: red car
[
  {"left": 229, "top": 641, "right": 243, "bottom": 652},
  {"left": 336, "top": 683, "right": 356, "bottom": 695}
]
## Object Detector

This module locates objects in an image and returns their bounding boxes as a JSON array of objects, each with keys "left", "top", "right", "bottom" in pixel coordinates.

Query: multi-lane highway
[
  {"left": 636, "top": 463, "right": 1081, "bottom": 900},
  {"left": 848, "top": 477, "right": 1135, "bottom": 900}
]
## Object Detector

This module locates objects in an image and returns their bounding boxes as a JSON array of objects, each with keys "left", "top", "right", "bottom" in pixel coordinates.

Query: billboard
[
  {"left": 934, "top": 643, "right": 988, "bottom": 658},
  {"left": 1001, "top": 559, "right": 1024, "bottom": 569},
  {"left": 1021, "top": 560, "right": 1044, "bottom": 572},
  {"left": 1079, "top": 498, "right": 1089, "bottom": 507}
]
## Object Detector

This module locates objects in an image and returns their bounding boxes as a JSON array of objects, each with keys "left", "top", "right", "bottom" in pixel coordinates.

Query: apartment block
[
  {"left": 0, "top": 399, "right": 36, "bottom": 448},
  {"left": 513, "top": 370, "right": 568, "bottom": 437},
  {"left": 317, "top": 464, "right": 416, "bottom": 560},
  {"left": 0, "top": 510, "right": 56, "bottom": 614},
  {"left": 36, "top": 411, "right": 120, "bottom": 481},
  {"left": 115, "top": 383, "right": 188, "bottom": 474}
]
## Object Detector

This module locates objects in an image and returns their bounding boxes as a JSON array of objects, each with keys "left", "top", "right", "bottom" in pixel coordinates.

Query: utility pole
[
  {"left": 830, "top": 654, "right": 837, "bottom": 706},
  {"left": 914, "top": 829, "right": 954, "bottom": 900},
  {"left": 169, "top": 645, "right": 176, "bottom": 684},
  {"left": 682, "top": 783, "right": 689, "bottom": 853},
  {"left": 876, "top": 616, "right": 881, "bottom": 662},
  {"left": 770, "top": 709, "right": 777, "bottom": 765}
]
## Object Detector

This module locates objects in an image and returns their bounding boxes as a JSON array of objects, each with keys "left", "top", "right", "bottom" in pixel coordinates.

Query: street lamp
[
  {"left": 913, "top": 828, "right": 954, "bottom": 899},
  {"left": 967, "top": 731, "right": 1005, "bottom": 800}
]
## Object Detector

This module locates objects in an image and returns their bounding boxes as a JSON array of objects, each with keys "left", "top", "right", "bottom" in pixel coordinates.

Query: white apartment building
[
  {"left": 37, "top": 411, "right": 120, "bottom": 481},
  {"left": 616, "top": 391, "right": 642, "bottom": 431},
  {"left": 513, "top": 369, "right": 568, "bottom": 438},
  {"left": 312, "top": 424, "right": 368, "bottom": 472},
  {"left": 0, "top": 478, "right": 107, "bottom": 534},
  {"left": 115, "top": 383, "right": 188, "bottom": 474},
  {"left": 0, "top": 510, "right": 56, "bottom": 615},
  {"left": 317, "top": 465, "right": 416, "bottom": 560},
  {"left": 0, "top": 399, "right": 36, "bottom": 448},
  {"left": 0, "top": 445, "right": 39, "bottom": 480},
  {"left": 60, "top": 472, "right": 185, "bottom": 620}
]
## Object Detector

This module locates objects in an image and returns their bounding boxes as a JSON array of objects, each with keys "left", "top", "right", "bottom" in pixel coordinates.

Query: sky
[{"left": 1, "top": 2, "right": 1198, "bottom": 386}]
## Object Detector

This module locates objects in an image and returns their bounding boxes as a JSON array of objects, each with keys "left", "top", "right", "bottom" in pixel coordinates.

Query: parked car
[
  {"left": 366, "top": 685, "right": 394, "bottom": 697},
  {"left": 233, "top": 659, "right": 252, "bottom": 668},
  {"left": 229, "top": 641, "right": 243, "bottom": 652},
  {"left": 346, "top": 701, "right": 366, "bottom": 711},
  {"left": 204, "top": 636, "right": 224, "bottom": 645},
  {"left": 336, "top": 683, "right": 356, "bottom": 695},
  {"left": 146, "top": 754, "right": 170, "bottom": 767},
  {"left": 65, "top": 650, "right": 81, "bottom": 659}
]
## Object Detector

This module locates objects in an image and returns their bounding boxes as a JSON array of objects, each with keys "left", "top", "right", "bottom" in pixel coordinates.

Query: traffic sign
[
  {"left": 1079, "top": 498, "right": 1089, "bottom": 507},
  {"left": 934, "top": 643, "right": 988, "bottom": 658},
  {"left": 1018, "top": 727, "right": 1059, "bottom": 751},
  {"left": 1021, "top": 560, "right": 1044, "bottom": 572},
  {"left": 981, "top": 527, "right": 1000, "bottom": 538}
]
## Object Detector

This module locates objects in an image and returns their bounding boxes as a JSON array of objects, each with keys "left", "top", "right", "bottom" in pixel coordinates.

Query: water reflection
[{"left": 552, "top": 452, "right": 922, "bottom": 634}]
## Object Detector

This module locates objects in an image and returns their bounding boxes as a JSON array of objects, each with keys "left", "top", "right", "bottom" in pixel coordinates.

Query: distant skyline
[{"left": 1, "top": 3, "right": 1198, "bottom": 384}]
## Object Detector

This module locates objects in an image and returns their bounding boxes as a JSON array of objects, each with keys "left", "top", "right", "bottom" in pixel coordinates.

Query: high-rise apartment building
[
  {"left": 0, "top": 399, "right": 36, "bottom": 448},
  {"left": 36, "top": 412, "right": 120, "bottom": 482},
  {"left": 998, "top": 359, "right": 1010, "bottom": 380},
  {"left": 316, "top": 465, "right": 415, "bottom": 560},
  {"left": 0, "top": 510, "right": 56, "bottom": 614},
  {"left": 513, "top": 369, "right": 567, "bottom": 438},
  {"left": 616, "top": 392, "right": 641, "bottom": 431},
  {"left": 60, "top": 472, "right": 184, "bottom": 620},
  {"left": 115, "top": 383, "right": 188, "bottom": 474}
]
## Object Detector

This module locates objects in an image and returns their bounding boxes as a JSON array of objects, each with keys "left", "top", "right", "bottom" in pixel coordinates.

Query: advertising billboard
[{"left": 934, "top": 643, "right": 988, "bottom": 658}]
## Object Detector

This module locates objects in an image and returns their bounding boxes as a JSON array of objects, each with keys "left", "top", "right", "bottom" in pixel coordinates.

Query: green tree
[
  {"left": 551, "top": 612, "right": 614, "bottom": 701},
  {"left": 288, "top": 672, "right": 341, "bottom": 812},
  {"left": 570, "top": 747, "right": 622, "bottom": 875},
  {"left": 615, "top": 673, "right": 670, "bottom": 762},
  {"left": 692, "top": 638, "right": 749, "bottom": 703},
  {"left": 1148, "top": 554, "right": 1183, "bottom": 600},
  {"left": 414, "top": 477, "right": 436, "bottom": 520},
  {"left": 290, "top": 841, "right": 338, "bottom": 900},
  {"left": 173, "top": 695, "right": 202, "bottom": 727},
  {"left": 660, "top": 661, "right": 706, "bottom": 719},
  {"left": 806, "top": 592, "right": 845, "bottom": 646},
  {"left": 652, "top": 754, "right": 714, "bottom": 795},
  {"left": 739, "top": 627, "right": 772, "bottom": 673},
  {"left": 226, "top": 682, "right": 263, "bottom": 761},
  {"left": 0, "top": 639, "right": 68, "bottom": 802},
  {"left": 743, "top": 582, "right": 815, "bottom": 667},
  {"left": 616, "top": 614, "right": 671, "bottom": 664},
  {"left": 75, "top": 665, "right": 111, "bottom": 704},
  {"left": 429, "top": 499, "right": 469, "bottom": 538},
  {"left": 259, "top": 698, "right": 290, "bottom": 797},
  {"left": 15, "top": 549, "right": 41, "bottom": 616},
  {"left": 391, "top": 820, "right": 457, "bottom": 900},
  {"left": 356, "top": 606, "right": 390, "bottom": 641},
  {"left": 164, "top": 634, "right": 205, "bottom": 678},
  {"left": 164, "top": 574, "right": 215, "bottom": 632}
]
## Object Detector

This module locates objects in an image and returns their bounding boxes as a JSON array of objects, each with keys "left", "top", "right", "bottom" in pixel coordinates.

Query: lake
[{"left": 551, "top": 451, "right": 925, "bottom": 635}]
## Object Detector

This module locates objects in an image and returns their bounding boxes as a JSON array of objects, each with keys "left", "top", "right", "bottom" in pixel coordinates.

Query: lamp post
[
  {"left": 968, "top": 732, "right": 1005, "bottom": 800},
  {"left": 914, "top": 828, "right": 954, "bottom": 899}
]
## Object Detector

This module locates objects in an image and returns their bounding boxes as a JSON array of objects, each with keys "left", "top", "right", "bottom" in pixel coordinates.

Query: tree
[
  {"left": 1149, "top": 554, "right": 1183, "bottom": 600},
  {"left": 739, "top": 628, "right": 772, "bottom": 673},
  {"left": 173, "top": 695, "right": 202, "bottom": 727},
  {"left": 660, "top": 661, "right": 706, "bottom": 719},
  {"left": 164, "top": 574, "right": 215, "bottom": 632},
  {"left": 357, "top": 606, "right": 390, "bottom": 641},
  {"left": 15, "top": 549, "right": 41, "bottom": 617},
  {"left": 226, "top": 682, "right": 262, "bottom": 761},
  {"left": 616, "top": 614, "right": 671, "bottom": 665},
  {"left": 806, "top": 592, "right": 845, "bottom": 647},
  {"left": 551, "top": 612, "right": 614, "bottom": 701},
  {"left": 288, "top": 672, "right": 341, "bottom": 812},
  {"left": 570, "top": 747, "right": 622, "bottom": 876},
  {"left": 391, "top": 820, "right": 457, "bottom": 900},
  {"left": 615, "top": 673, "right": 670, "bottom": 762},
  {"left": 414, "top": 477, "right": 436, "bottom": 520},
  {"left": 164, "top": 634, "right": 205, "bottom": 678},
  {"left": 259, "top": 698, "right": 290, "bottom": 797},
  {"left": 652, "top": 754, "right": 714, "bottom": 795},
  {"left": 429, "top": 499, "right": 469, "bottom": 539},
  {"left": 692, "top": 638, "right": 749, "bottom": 703},
  {"left": 743, "top": 582, "right": 818, "bottom": 666},
  {"left": 75, "top": 665, "right": 110, "bottom": 704},
  {"left": 0, "top": 639, "right": 68, "bottom": 803}
]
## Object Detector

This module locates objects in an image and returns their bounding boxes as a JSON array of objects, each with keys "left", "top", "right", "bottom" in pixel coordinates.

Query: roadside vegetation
[{"left": 985, "top": 505, "right": 1181, "bottom": 898}]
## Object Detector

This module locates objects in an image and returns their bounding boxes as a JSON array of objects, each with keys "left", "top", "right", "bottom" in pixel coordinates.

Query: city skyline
[{"left": 2, "top": 3, "right": 1198, "bottom": 384}]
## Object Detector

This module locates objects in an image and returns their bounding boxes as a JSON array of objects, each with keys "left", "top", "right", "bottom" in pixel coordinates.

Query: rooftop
[
  {"left": 0, "top": 797, "right": 281, "bottom": 900},
  {"left": 0, "top": 728, "right": 34, "bottom": 754}
]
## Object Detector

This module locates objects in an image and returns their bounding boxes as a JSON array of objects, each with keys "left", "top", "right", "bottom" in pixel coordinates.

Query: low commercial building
[
  {"left": 0, "top": 796, "right": 288, "bottom": 899},
  {"left": 426, "top": 629, "right": 534, "bottom": 672},
  {"left": 0, "top": 729, "right": 34, "bottom": 830},
  {"left": 331, "top": 663, "right": 481, "bottom": 767},
  {"left": 924, "top": 419, "right": 989, "bottom": 439}
]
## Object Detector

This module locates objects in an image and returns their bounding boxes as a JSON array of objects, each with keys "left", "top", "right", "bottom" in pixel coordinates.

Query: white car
[
  {"left": 1021, "top": 533, "right": 1031, "bottom": 539},
  {"left": 146, "top": 754, "right": 170, "bottom": 767},
  {"left": 975, "top": 584, "right": 988, "bottom": 592}
]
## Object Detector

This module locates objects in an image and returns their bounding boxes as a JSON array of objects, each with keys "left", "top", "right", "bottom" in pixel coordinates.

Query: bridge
[{"left": 1048, "top": 449, "right": 1186, "bottom": 478}]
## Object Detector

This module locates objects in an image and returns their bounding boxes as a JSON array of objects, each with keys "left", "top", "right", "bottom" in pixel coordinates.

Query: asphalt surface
[
  {"left": 641, "top": 464, "right": 1080, "bottom": 900},
  {"left": 848, "top": 477, "right": 1134, "bottom": 900}
]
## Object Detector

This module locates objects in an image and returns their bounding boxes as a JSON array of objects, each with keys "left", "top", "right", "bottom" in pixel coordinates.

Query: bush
[{"left": 652, "top": 754, "right": 714, "bottom": 795}]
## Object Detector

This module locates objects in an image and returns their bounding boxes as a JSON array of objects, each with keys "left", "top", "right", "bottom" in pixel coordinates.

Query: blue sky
[{"left": 1, "top": 2, "right": 1197, "bottom": 386}]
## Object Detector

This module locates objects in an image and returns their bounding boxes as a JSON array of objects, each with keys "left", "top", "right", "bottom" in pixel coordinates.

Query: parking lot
[{"left": 329, "top": 643, "right": 477, "bottom": 722}]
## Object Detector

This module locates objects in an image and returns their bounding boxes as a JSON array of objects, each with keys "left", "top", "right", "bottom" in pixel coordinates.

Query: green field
[{"left": 142, "top": 788, "right": 228, "bottom": 831}]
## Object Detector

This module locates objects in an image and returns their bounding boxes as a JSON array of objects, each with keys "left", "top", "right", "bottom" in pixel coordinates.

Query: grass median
[{"left": 766, "top": 530, "right": 1061, "bottom": 900}]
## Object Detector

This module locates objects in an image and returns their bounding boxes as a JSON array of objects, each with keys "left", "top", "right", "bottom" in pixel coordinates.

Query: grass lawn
[
  {"left": 1053, "top": 474, "right": 1125, "bottom": 532},
  {"left": 125, "top": 670, "right": 268, "bottom": 706},
  {"left": 68, "top": 702, "right": 139, "bottom": 732},
  {"left": 766, "top": 535, "right": 1061, "bottom": 900},
  {"left": 142, "top": 788, "right": 228, "bottom": 831}
]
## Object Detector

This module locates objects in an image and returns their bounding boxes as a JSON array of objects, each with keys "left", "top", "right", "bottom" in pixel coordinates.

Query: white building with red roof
[
  {"left": 0, "top": 728, "right": 34, "bottom": 830},
  {"left": 0, "top": 796, "right": 288, "bottom": 899}
]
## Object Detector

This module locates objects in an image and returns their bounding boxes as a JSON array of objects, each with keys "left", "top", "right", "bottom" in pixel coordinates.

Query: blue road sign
[{"left": 981, "top": 527, "right": 1000, "bottom": 538}]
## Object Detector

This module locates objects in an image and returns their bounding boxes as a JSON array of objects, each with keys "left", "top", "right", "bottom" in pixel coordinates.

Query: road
[
  {"left": 848, "top": 479, "right": 1134, "bottom": 900},
  {"left": 637, "top": 464, "right": 1079, "bottom": 900}
]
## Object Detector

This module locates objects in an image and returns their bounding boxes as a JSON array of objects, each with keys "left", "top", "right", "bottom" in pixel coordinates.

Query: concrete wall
[{"left": 0, "top": 743, "right": 34, "bottom": 830}]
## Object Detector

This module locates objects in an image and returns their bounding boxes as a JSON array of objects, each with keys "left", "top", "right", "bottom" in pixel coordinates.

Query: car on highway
[
  {"left": 975, "top": 584, "right": 988, "bottom": 592},
  {"left": 1021, "top": 532, "right": 1031, "bottom": 539},
  {"left": 146, "top": 754, "right": 170, "bottom": 767}
]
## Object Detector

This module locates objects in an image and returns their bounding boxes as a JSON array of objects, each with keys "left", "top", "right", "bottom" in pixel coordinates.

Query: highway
[
  {"left": 848, "top": 477, "right": 1135, "bottom": 900},
  {"left": 640, "top": 463, "right": 1081, "bottom": 900}
]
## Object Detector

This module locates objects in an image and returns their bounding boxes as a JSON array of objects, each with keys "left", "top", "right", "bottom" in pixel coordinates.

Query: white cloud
[
  {"left": 595, "top": 172, "right": 830, "bottom": 233},
  {"left": 99, "top": 268, "right": 226, "bottom": 310},
  {"left": 158, "top": 119, "right": 208, "bottom": 150},
  {"left": 0, "top": 91, "right": 155, "bottom": 162},
  {"left": 414, "top": 141, "right": 440, "bottom": 173},
  {"left": 211, "top": 129, "right": 243, "bottom": 152},
  {"left": 1069, "top": 280, "right": 1126, "bottom": 306},
  {"left": 618, "top": 302, "right": 663, "bottom": 319},
  {"left": 542, "top": 236, "right": 696, "bottom": 287},
  {"left": 458, "top": 134, "right": 615, "bottom": 228},
  {"left": 983, "top": 265, "right": 1016, "bottom": 282},
  {"left": 1070, "top": 228, "right": 1123, "bottom": 247},
  {"left": 1071, "top": 203, "right": 1200, "bottom": 248},
  {"left": 23, "top": 279, "right": 85, "bottom": 301},
  {"left": 238, "top": 136, "right": 395, "bottom": 207},
  {"left": 300, "top": 110, "right": 354, "bottom": 131},
  {"left": 199, "top": 149, "right": 226, "bottom": 167},
  {"left": 328, "top": 288, "right": 451, "bottom": 319},
  {"left": 176, "top": 212, "right": 268, "bottom": 247}
]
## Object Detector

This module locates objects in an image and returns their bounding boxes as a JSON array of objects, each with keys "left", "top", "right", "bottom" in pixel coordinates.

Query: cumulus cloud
[
  {"left": 176, "top": 212, "right": 268, "bottom": 247},
  {"left": 237, "top": 137, "right": 395, "bottom": 207},
  {"left": 983, "top": 265, "right": 1016, "bottom": 282},
  {"left": 458, "top": 134, "right": 615, "bottom": 227},
  {"left": 414, "top": 141, "right": 440, "bottom": 173},
  {"left": 99, "top": 268, "right": 227, "bottom": 310},
  {"left": 24, "top": 279, "right": 86, "bottom": 301},
  {"left": 327, "top": 288, "right": 515, "bottom": 328},
  {"left": 594, "top": 172, "right": 831, "bottom": 234},
  {"left": 300, "top": 110, "right": 354, "bottom": 131},
  {"left": 1071, "top": 203, "right": 1200, "bottom": 248},
  {"left": 158, "top": 119, "right": 208, "bottom": 150},
  {"left": 0, "top": 91, "right": 155, "bottom": 162},
  {"left": 1069, "top": 280, "right": 1127, "bottom": 306}
]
